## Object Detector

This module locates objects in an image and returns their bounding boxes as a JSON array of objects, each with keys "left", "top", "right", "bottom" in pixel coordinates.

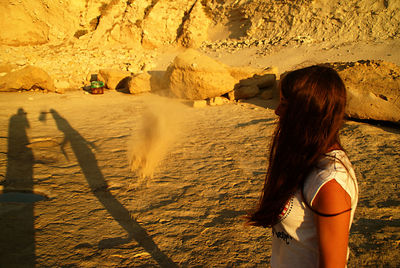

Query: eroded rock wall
[
  {"left": 205, "top": 0, "right": 400, "bottom": 46},
  {"left": 2, "top": 0, "right": 399, "bottom": 48},
  {"left": 0, "top": 0, "right": 86, "bottom": 46}
]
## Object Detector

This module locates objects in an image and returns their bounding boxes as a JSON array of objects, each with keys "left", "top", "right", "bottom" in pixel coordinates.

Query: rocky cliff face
[
  {"left": 1, "top": 0, "right": 399, "bottom": 49},
  {"left": 0, "top": 0, "right": 208, "bottom": 49}
]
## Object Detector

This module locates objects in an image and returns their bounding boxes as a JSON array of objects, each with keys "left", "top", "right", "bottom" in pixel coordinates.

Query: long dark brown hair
[{"left": 247, "top": 65, "right": 347, "bottom": 227}]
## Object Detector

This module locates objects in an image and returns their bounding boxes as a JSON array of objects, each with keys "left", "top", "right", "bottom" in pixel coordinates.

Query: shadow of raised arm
[{"left": 50, "top": 109, "right": 177, "bottom": 267}]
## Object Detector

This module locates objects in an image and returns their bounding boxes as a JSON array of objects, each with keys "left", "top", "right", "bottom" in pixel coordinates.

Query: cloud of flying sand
[{"left": 128, "top": 95, "right": 187, "bottom": 183}]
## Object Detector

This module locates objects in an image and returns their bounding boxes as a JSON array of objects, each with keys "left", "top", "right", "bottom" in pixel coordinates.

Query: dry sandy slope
[{"left": 0, "top": 87, "right": 399, "bottom": 267}]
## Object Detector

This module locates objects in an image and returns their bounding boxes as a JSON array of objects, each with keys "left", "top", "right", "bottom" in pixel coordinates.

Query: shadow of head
[
  {"left": 49, "top": 109, "right": 70, "bottom": 132},
  {"left": 17, "top": 108, "right": 27, "bottom": 115}
]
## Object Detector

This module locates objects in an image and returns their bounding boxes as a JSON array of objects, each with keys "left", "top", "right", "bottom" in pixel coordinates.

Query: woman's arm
[{"left": 312, "top": 179, "right": 352, "bottom": 268}]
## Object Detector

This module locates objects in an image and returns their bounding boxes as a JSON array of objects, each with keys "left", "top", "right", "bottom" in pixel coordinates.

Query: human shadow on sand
[
  {"left": 50, "top": 109, "right": 177, "bottom": 267},
  {"left": 0, "top": 108, "right": 35, "bottom": 267}
]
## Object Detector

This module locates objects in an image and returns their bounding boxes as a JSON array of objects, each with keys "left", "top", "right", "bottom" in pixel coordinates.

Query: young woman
[{"left": 247, "top": 65, "right": 358, "bottom": 267}]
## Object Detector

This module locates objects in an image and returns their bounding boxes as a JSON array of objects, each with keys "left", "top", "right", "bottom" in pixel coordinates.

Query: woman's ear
[{"left": 275, "top": 91, "right": 287, "bottom": 117}]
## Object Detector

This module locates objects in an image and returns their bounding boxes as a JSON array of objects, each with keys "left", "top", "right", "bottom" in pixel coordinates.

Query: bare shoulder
[{"left": 312, "top": 179, "right": 351, "bottom": 214}]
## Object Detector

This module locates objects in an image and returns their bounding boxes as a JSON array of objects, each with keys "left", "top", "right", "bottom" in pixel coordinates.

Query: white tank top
[{"left": 271, "top": 150, "right": 358, "bottom": 268}]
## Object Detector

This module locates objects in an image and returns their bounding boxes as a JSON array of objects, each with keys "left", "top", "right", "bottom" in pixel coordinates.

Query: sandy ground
[{"left": 0, "top": 42, "right": 399, "bottom": 267}]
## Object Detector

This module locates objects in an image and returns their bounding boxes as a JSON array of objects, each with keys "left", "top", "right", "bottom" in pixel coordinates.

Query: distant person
[{"left": 247, "top": 65, "right": 358, "bottom": 267}]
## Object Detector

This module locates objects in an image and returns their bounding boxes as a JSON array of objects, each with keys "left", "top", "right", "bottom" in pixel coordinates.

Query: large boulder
[
  {"left": 0, "top": 63, "right": 18, "bottom": 74},
  {"left": 98, "top": 69, "right": 131, "bottom": 91},
  {"left": 0, "top": 66, "right": 54, "bottom": 92},
  {"left": 233, "top": 85, "right": 260, "bottom": 100},
  {"left": 333, "top": 60, "right": 400, "bottom": 124},
  {"left": 228, "top": 67, "right": 277, "bottom": 100},
  {"left": 346, "top": 87, "right": 400, "bottom": 123},
  {"left": 228, "top": 66, "right": 278, "bottom": 83},
  {"left": 164, "top": 49, "right": 237, "bottom": 100},
  {"left": 237, "top": 73, "right": 276, "bottom": 89},
  {"left": 128, "top": 72, "right": 153, "bottom": 95}
]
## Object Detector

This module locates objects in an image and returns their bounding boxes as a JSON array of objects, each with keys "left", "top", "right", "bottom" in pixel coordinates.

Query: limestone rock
[
  {"left": 141, "top": 1, "right": 192, "bottom": 49},
  {"left": 229, "top": 67, "right": 277, "bottom": 100},
  {"left": 0, "top": 66, "right": 54, "bottom": 92},
  {"left": 0, "top": 64, "right": 18, "bottom": 73},
  {"left": 192, "top": 100, "right": 208, "bottom": 108},
  {"left": 234, "top": 85, "right": 260, "bottom": 100},
  {"left": 208, "top": 97, "right": 230, "bottom": 106},
  {"left": 182, "top": 99, "right": 208, "bottom": 108},
  {"left": 346, "top": 86, "right": 400, "bottom": 123},
  {"left": 164, "top": 49, "right": 236, "bottom": 100},
  {"left": 0, "top": 1, "right": 49, "bottom": 46},
  {"left": 178, "top": 1, "right": 210, "bottom": 48},
  {"left": 98, "top": 69, "right": 131, "bottom": 91},
  {"left": 238, "top": 73, "right": 276, "bottom": 89},
  {"left": 88, "top": 0, "right": 142, "bottom": 48},
  {"left": 260, "top": 89, "right": 274, "bottom": 100},
  {"left": 1, "top": 0, "right": 399, "bottom": 50},
  {"left": 227, "top": 91, "right": 235, "bottom": 101},
  {"left": 211, "top": 1, "right": 400, "bottom": 50},
  {"left": 129, "top": 72, "right": 152, "bottom": 95},
  {"left": 228, "top": 66, "right": 278, "bottom": 82},
  {"left": 54, "top": 80, "right": 71, "bottom": 93},
  {"left": 333, "top": 60, "right": 400, "bottom": 123},
  {"left": 0, "top": 0, "right": 88, "bottom": 46}
]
